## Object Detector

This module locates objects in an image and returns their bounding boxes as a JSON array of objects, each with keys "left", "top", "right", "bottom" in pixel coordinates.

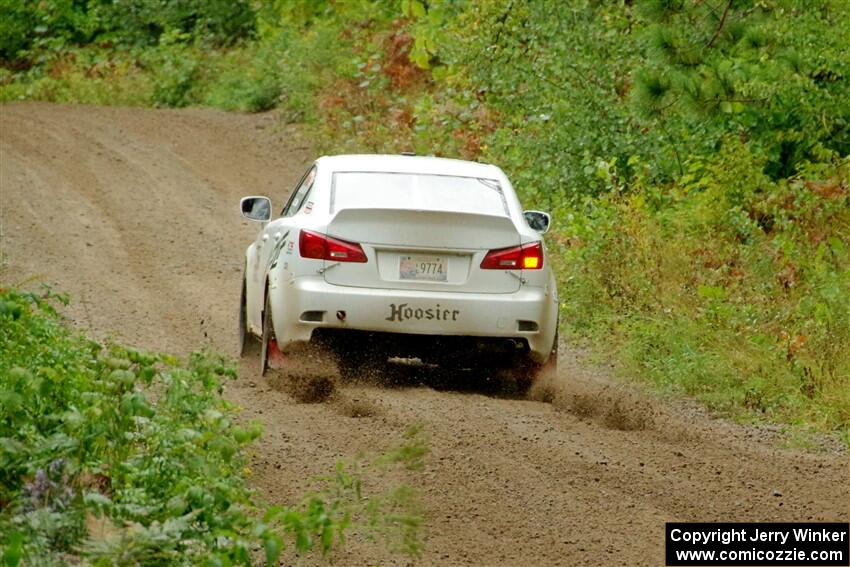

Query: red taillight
[
  {"left": 480, "top": 241, "right": 543, "bottom": 270},
  {"left": 299, "top": 230, "right": 367, "bottom": 263}
]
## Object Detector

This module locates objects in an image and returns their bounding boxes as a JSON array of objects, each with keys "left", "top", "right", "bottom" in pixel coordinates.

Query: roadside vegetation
[
  {"left": 1, "top": 0, "right": 847, "bottom": 442},
  {"left": 0, "top": 287, "right": 423, "bottom": 564}
]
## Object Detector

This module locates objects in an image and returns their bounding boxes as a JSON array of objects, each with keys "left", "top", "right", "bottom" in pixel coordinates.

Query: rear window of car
[{"left": 331, "top": 172, "right": 508, "bottom": 216}]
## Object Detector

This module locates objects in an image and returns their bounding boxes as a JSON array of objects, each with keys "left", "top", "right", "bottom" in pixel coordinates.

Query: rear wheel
[{"left": 506, "top": 330, "right": 559, "bottom": 393}]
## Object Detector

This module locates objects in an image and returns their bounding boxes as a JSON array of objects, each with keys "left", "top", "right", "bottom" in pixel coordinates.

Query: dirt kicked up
[{"left": 2, "top": 102, "right": 847, "bottom": 566}]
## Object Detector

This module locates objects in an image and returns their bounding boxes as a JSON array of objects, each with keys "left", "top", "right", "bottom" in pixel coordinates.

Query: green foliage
[
  {"left": 439, "top": 1, "right": 652, "bottom": 202},
  {"left": 0, "top": 287, "right": 263, "bottom": 563},
  {"left": 97, "top": 0, "right": 257, "bottom": 47},
  {"left": 375, "top": 424, "right": 428, "bottom": 472},
  {"left": 0, "top": 0, "right": 98, "bottom": 60},
  {"left": 634, "top": 0, "right": 850, "bottom": 179},
  {"left": 0, "top": 0, "right": 37, "bottom": 60},
  {"left": 555, "top": 151, "right": 850, "bottom": 431},
  {"left": 0, "top": 0, "right": 260, "bottom": 108},
  {"left": 0, "top": 288, "right": 424, "bottom": 563},
  {"left": 202, "top": 44, "right": 283, "bottom": 113},
  {"left": 0, "top": 0, "right": 256, "bottom": 61}
]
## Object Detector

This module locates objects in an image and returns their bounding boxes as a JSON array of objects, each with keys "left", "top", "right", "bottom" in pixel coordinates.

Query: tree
[{"left": 634, "top": 0, "right": 850, "bottom": 179}]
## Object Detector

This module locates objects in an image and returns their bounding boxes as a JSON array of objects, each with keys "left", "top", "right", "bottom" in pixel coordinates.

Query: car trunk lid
[{"left": 322, "top": 208, "right": 521, "bottom": 294}]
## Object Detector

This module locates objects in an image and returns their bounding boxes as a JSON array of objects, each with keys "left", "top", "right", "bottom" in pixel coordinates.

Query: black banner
[{"left": 666, "top": 523, "right": 849, "bottom": 566}]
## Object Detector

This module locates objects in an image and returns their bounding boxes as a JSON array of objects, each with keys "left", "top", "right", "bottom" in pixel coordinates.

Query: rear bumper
[{"left": 269, "top": 275, "right": 558, "bottom": 363}]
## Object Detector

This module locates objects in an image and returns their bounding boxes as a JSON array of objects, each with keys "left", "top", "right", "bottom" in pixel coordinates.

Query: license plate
[{"left": 399, "top": 255, "right": 447, "bottom": 282}]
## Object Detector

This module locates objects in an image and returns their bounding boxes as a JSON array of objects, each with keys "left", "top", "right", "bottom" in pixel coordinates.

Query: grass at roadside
[
  {"left": 0, "top": 287, "right": 424, "bottom": 564},
  {"left": 550, "top": 153, "right": 850, "bottom": 439}
]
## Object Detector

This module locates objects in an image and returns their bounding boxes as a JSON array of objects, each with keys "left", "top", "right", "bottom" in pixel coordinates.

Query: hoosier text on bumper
[{"left": 385, "top": 303, "right": 460, "bottom": 323}]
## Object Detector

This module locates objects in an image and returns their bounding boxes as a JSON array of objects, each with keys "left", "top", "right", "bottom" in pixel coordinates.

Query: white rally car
[{"left": 238, "top": 154, "right": 558, "bottom": 386}]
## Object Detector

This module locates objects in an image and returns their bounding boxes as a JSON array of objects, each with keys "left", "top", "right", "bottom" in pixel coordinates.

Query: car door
[{"left": 247, "top": 165, "right": 318, "bottom": 330}]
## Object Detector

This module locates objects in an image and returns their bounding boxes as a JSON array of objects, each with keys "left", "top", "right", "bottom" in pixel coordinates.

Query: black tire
[
  {"left": 545, "top": 329, "right": 559, "bottom": 375},
  {"left": 259, "top": 292, "right": 274, "bottom": 376},
  {"left": 506, "top": 330, "right": 559, "bottom": 393},
  {"left": 239, "top": 275, "right": 260, "bottom": 358}
]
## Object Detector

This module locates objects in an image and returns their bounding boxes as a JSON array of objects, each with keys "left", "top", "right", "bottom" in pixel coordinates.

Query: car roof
[{"left": 316, "top": 154, "right": 502, "bottom": 178}]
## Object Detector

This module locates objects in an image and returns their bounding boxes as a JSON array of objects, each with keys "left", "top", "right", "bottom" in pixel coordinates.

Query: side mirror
[
  {"left": 240, "top": 196, "right": 272, "bottom": 222},
  {"left": 523, "top": 210, "right": 551, "bottom": 234}
]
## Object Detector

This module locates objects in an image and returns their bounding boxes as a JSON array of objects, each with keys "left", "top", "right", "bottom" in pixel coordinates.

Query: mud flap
[{"left": 266, "top": 337, "right": 287, "bottom": 370}]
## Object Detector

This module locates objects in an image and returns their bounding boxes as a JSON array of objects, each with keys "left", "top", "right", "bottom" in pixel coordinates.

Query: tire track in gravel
[{"left": 2, "top": 102, "right": 847, "bottom": 567}]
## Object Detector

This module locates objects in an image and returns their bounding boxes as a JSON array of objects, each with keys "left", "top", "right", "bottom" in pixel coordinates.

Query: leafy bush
[
  {"left": 0, "top": 0, "right": 257, "bottom": 62},
  {"left": 146, "top": 32, "right": 203, "bottom": 108},
  {"left": 555, "top": 150, "right": 850, "bottom": 431},
  {"left": 0, "top": 0, "right": 37, "bottom": 61},
  {"left": 202, "top": 38, "right": 286, "bottom": 113},
  {"left": 0, "top": 287, "right": 266, "bottom": 563},
  {"left": 0, "top": 288, "right": 424, "bottom": 564},
  {"left": 95, "top": 0, "right": 257, "bottom": 47}
]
